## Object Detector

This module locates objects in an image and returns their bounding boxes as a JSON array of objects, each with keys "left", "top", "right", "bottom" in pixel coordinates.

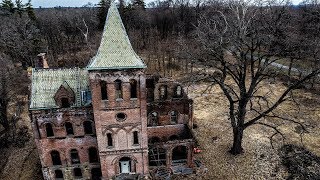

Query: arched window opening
[
  {"left": 83, "top": 121, "right": 94, "bottom": 135},
  {"left": 65, "top": 122, "right": 74, "bottom": 135},
  {"left": 133, "top": 131, "right": 139, "bottom": 145},
  {"left": 130, "top": 79, "right": 138, "bottom": 98},
  {"left": 55, "top": 170, "right": 63, "bottom": 179},
  {"left": 100, "top": 81, "right": 108, "bottom": 100},
  {"left": 159, "top": 85, "right": 167, "bottom": 99},
  {"left": 51, "top": 150, "right": 62, "bottom": 165},
  {"left": 149, "top": 147, "right": 166, "bottom": 166},
  {"left": 91, "top": 168, "right": 102, "bottom": 180},
  {"left": 61, "top": 98, "right": 70, "bottom": 108},
  {"left": 73, "top": 168, "right": 82, "bottom": 178},
  {"left": 149, "top": 112, "right": 159, "bottom": 126},
  {"left": 169, "top": 135, "right": 179, "bottom": 141},
  {"left": 172, "top": 146, "right": 188, "bottom": 164},
  {"left": 46, "top": 123, "right": 54, "bottom": 137},
  {"left": 170, "top": 110, "right": 178, "bottom": 124},
  {"left": 175, "top": 85, "right": 182, "bottom": 98},
  {"left": 70, "top": 149, "right": 80, "bottom": 164},
  {"left": 115, "top": 80, "right": 122, "bottom": 99},
  {"left": 107, "top": 133, "right": 113, "bottom": 147},
  {"left": 89, "top": 147, "right": 99, "bottom": 163},
  {"left": 148, "top": 136, "right": 161, "bottom": 144}
]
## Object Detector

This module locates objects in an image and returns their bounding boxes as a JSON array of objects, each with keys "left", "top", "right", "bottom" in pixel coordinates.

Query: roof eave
[{"left": 86, "top": 65, "right": 147, "bottom": 71}]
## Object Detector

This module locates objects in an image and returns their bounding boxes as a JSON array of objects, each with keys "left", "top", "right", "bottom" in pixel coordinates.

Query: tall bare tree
[{"left": 183, "top": 0, "right": 320, "bottom": 154}]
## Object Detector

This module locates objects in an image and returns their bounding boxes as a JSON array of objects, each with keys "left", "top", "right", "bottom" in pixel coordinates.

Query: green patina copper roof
[
  {"left": 30, "top": 68, "right": 89, "bottom": 110},
  {"left": 87, "top": 2, "right": 146, "bottom": 70}
]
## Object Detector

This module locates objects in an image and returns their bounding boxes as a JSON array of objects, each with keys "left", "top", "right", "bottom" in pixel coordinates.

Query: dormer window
[{"left": 54, "top": 81, "right": 75, "bottom": 108}]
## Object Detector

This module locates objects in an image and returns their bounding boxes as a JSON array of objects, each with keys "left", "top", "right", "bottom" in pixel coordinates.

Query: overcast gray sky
[{"left": 23, "top": 0, "right": 303, "bottom": 8}]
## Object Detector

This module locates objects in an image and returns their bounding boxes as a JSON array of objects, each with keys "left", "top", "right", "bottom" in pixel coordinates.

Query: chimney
[{"left": 37, "top": 53, "right": 49, "bottom": 69}]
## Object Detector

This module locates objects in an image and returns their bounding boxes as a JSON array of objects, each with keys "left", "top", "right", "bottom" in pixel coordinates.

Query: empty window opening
[
  {"left": 115, "top": 80, "right": 122, "bottom": 99},
  {"left": 55, "top": 170, "right": 63, "bottom": 179},
  {"left": 169, "top": 135, "right": 179, "bottom": 141},
  {"left": 73, "top": 168, "right": 82, "bottom": 178},
  {"left": 146, "top": 79, "right": 155, "bottom": 88},
  {"left": 91, "top": 168, "right": 102, "bottom": 180},
  {"left": 172, "top": 146, "right": 188, "bottom": 164},
  {"left": 89, "top": 147, "right": 99, "bottom": 163},
  {"left": 83, "top": 121, "right": 94, "bottom": 135},
  {"left": 159, "top": 85, "right": 167, "bottom": 99},
  {"left": 149, "top": 147, "right": 166, "bottom": 166},
  {"left": 61, "top": 98, "right": 70, "bottom": 108},
  {"left": 148, "top": 136, "right": 161, "bottom": 144},
  {"left": 100, "top": 81, "right": 108, "bottom": 100},
  {"left": 46, "top": 123, "right": 54, "bottom": 137},
  {"left": 170, "top": 110, "right": 178, "bottom": 124},
  {"left": 107, "top": 133, "right": 113, "bottom": 147},
  {"left": 65, "top": 122, "right": 74, "bottom": 135},
  {"left": 175, "top": 85, "right": 182, "bottom": 97},
  {"left": 51, "top": 150, "right": 62, "bottom": 165},
  {"left": 133, "top": 131, "right": 139, "bottom": 145},
  {"left": 116, "top": 113, "right": 126, "bottom": 121},
  {"left": 70, "top": 149, "right": 80, "bottom": 164},
  {"left": 130, "top": 79, "right": 138, "bottom": 98},
  {"left": 149, "top": 112, "right": 159, "bottom": 126}
]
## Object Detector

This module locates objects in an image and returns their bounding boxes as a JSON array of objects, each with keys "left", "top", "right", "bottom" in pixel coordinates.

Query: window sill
[
  {"left": 107, "top": 146, "right": 114, "bottom": 149},
  {"left": 133, "top": 144, "right": 140, "bottom": 146},
  {"left": 130, "top": 98, "right": 138, "bottom": 100},
  {"left": 116, "top": 98, "right": 123, "bottom": 102}
]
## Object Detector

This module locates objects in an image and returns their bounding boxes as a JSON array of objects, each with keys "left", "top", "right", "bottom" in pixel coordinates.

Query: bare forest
[{"left": 0, "top": 0, "right": 320, "bottom": 179}]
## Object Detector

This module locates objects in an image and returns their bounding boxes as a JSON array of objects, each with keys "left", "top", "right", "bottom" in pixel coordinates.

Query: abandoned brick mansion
[{"left": 29, "top": 2, "right": 195, "bottom": 180}]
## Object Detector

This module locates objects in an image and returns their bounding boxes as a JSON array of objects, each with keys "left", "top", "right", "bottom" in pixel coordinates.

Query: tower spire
[{"left": 87, "top": 1, "right": 146, "bottom": 70}]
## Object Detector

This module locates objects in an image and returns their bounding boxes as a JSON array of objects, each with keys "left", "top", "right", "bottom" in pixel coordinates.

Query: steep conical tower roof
[{"left": 87, "top": 2, "right": 146, "bottom": 70}]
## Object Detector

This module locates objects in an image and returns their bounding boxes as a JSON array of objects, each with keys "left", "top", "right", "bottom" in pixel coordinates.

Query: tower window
[
  {"left": 65, "top": 122, "right": 74, "bottom": 135},
  {"left": 100, "top": 81, "right": 107, "bottom": 100},
  {"left": 107, "top": 133, "right": 113, "bottom": 147},
  {"left": 83, "top": 121, "right": 94, "bottom": 135},
  {"left": 133, "top": 131, "right": 139, "bottom": 145},
  {"left": 51, "top": 150, "right": 62, "bottom": 165},
  {"left": 115, "top": 80, "right": 122, "bottom": 99},
  {"left": 70, "top": 149, "right": 80, "bottom": 164},
  {"left": 116, "top": 113, "right": 126, "bottom": 121},
  {"left": 175, "top": 85, "right": 182, "bottom": 97},
  {"left": 170, "top": 111, "right": 178, "bottom": 124},
  {"left": 45, "top": 123, "right": 54, "bottom": 137},
  {"left": 130, "top": 79, "right": 138, "bottom": 98},
  {"left": 89, "top": 147, "right": 99, "bottom": 163}
]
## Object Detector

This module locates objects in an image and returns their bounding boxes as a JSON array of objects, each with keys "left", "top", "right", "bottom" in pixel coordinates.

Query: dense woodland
[{"left": 0, "top": 0, "right": 320, "bottom": 154}]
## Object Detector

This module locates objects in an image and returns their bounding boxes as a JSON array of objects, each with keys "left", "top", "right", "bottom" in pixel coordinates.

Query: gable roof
[
  {"left": 30, "top": 68, "right": 89, "bottom": 110},
  {"left": 87, "top": 2, "right": 146, "bottom": 70}
]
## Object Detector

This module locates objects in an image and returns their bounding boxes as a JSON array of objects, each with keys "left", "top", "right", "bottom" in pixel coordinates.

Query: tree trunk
[{"left": 230, "top": 127, "right": 244, "bottom": 155}]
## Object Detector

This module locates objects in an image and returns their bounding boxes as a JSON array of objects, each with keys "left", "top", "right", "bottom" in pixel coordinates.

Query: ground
[{"left": 0, "top": 73, "right": 319, "bottom": 180}]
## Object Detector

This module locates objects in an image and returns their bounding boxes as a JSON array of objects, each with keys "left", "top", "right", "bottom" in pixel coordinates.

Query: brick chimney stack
[{"left": 37, "top": 53, "right": 49, "bottom": 69}]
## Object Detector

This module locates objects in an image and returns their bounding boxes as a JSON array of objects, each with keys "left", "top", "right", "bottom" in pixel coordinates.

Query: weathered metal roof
[
  {"left": 87, "top": 2, "right": 146, "bottom": 70},
  {"left": 30, "top": 68, "right": 89, "bottom": 110}
]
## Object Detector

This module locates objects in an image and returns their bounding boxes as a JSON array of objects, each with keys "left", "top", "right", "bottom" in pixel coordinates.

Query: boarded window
[
  {"left": 170, "top": 111, "right": 178, "bottom": 124},
  {"left": 83, "top": 121, "right": 93, "bottom": 135},
  {"left": 100, "top": 81, "right": 107, "bottom": 100},
  {"left": 115, "top": 80, "right": 122, "bottom": 99},
  {"left": 70, "top": 149, "right": 80, "bottom": 164},
  {"left": 133, "top": 131, "right": 139, "bottom": 144},
  {"left": 159, "top": 85, "right": 167, "bottom": 99},
  {"left": 55, "top": 170, "right": 63, "bottom": 179},
  {"left": 107, "top": 133, "right": 113, "bottom": 147},
  {"left": 73, "top": 168, "right": 82, "bottom": 178},
  {"left": 65, "top": 122, "right": 74, "bottom": 135},
  {"left": 46, "top": 123, "right": 54, "bottom": 137},
  {"left": 130, "top": 79, "right": 137, "bottom": 98},
  {"left": 89, "top": 147, "right": 99, "bottom": 163},
  {"left": 51, "top": 150, "right": 62, "bottom": 165}
]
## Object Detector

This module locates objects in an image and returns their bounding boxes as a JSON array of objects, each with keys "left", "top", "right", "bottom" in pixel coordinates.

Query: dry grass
[{"left": 182, "top": 77, "right": 320, "bottom": 179}]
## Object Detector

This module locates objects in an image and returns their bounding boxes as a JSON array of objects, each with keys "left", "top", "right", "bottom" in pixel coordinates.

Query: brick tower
[{"left": 87, "top": 2, "right": 149, "bottom": 179}]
